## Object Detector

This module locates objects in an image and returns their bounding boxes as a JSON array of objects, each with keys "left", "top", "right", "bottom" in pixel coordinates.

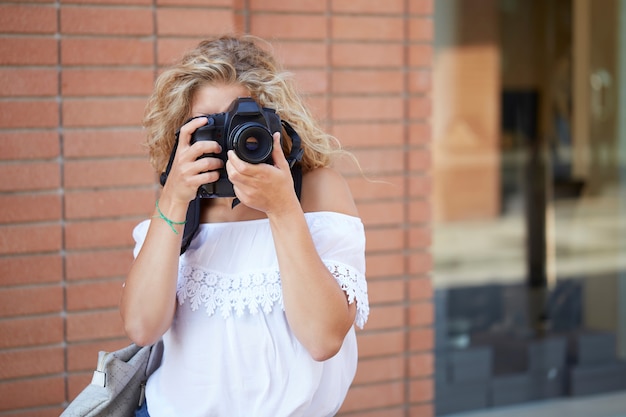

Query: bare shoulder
[{"left": 300, "top": 167, "right": 359, "bottom": 216}]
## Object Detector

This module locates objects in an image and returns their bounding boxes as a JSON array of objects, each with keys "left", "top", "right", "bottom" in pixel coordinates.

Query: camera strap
[
  {"left": 161, "top": 121, "right": 305, "bottom": 255},
  {"left": 280, "top": 120, "right": 305, "bottom": 206}
]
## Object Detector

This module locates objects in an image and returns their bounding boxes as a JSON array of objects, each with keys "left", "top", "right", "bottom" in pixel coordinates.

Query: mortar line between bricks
[{"left": 54, "top": 0, "right": 71, "bottom": 409}]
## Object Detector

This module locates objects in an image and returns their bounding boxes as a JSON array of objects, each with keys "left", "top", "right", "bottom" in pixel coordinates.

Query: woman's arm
[
  {"left": 226, "top": 135, "right": 360, "bottom": 361},
  {"left": 120, "top": 196, "right": 187, "bottom": 346},
  {"left": 120, "top": 117, "right": 223, "bottom": 346},
  {"left": 269, "top": 168, "right": 359, "bottom": 361}
]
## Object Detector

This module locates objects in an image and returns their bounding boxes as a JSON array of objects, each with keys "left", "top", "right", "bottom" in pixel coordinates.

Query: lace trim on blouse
[{"left": 176, "top": 262, "right": 369, "bottom": 328}]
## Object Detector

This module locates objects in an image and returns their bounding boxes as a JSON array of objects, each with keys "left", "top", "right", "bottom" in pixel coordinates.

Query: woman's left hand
[{"left": 225, "top": 132, "right": 298, "bottom": 214}]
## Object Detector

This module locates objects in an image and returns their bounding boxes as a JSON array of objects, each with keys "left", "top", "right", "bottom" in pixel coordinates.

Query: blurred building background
[
  {"left": 1, "top": 0, "right": 626, "bottom": 416},
  {"left": 433, "top": 0, "right": 626, "bottom": 416}
]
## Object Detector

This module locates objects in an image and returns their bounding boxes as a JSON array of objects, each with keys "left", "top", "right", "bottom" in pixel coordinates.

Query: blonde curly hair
[{"left": 143, "top": 35, "right": 343, "bottom": 174}]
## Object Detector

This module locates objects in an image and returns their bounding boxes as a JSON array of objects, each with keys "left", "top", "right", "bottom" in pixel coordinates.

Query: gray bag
[{"left": 61, "top": 341, "right": 163, "bottom": 417}]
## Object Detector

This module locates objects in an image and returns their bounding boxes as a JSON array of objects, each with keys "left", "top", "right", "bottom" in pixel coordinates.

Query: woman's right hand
[{"left": 162, "top": 116, "right": 224, "bottom": 204}]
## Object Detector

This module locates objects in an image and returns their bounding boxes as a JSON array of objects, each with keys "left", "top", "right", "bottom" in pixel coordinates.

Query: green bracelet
[{"left": 154, "top": 199, "right": 186, "bottom": 234}]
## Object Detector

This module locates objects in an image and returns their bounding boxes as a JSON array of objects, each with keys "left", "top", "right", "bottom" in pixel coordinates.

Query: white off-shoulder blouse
[{"left": 132, "top": 211, "right": 369, "bottom": 417}]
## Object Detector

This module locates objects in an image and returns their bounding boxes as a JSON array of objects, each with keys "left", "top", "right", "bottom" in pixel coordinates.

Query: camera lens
[
  {"left": 244, "top": 137, "right": 259, "bottom": 152},
  {"left": 230, "top": 123, "right": 273, "bottom": 164}
]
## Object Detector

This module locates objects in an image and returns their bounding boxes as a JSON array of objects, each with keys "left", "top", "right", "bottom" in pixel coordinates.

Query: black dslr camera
[
  {"left": 160, "top": 97, "right": 304, "bottom": 254},
  {"left": 189, "top": 97, "right": 281, "bottom": 197}
]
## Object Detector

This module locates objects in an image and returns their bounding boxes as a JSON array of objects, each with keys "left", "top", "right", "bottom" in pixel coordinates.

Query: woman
[{"left": 121, "top": 35, "right": 369, "bottom": 417}]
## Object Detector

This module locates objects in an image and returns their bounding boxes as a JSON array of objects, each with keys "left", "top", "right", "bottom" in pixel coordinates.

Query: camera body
[{"left": 190, "top": 97, "right": 281, "bottom": 198}]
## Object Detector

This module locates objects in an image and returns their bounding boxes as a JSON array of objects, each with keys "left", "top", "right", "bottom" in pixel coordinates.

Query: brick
[
  {"left": 61, "top": 5, "right": 153, "bottom": 35},
  {"left": 64, "top": 188, "right": 153, "bottom": 220},
  {"left": 0, "top": 346, "right": 64, "bottom": 379},
  {"left": 0, "top": 162, "right": 60, "bottom": 192},
  {"left": 409, "top": 404, "right": 434, "bottom": 417},
  {"left": 0, "top": 407, "right": 64, "bottom": 417},
  {"left": 408, "top": 227, "right": 431, "bottom": 250},
  {"left": 409, "top": 122, "right": 431, "bottom": 145},
  {"left": 292, "top": 69, "right": 327, "bottom": 94},
  {"left": 250, "top": 14, "right": 327, "bottom": 40},
  {"left": 408, "top": 302, "right": 433, "bottom": 326},
  {"left": 409, "top": 175, "right": 431, "bottom": 197},
  {"left": 341, "top": 381, "right": 404, "bottom": 412},
  {"left": 367, "top": 305, "right": 404, "bottom": 330},
  {"left": 409, "top": 17, "right": 433, "bottom": 42},
  {"left": 408, "top": 278, "right": 432, "bottom": 301},
  {"left": 332, "top": 96, "right": 404, "bottom": 122},
  {"left": 0, "top": 38, "right": 58, "bottom": 65},
  {"left": 0, "top": 316, "right": 63, "bottom": 349},
  {"left": 410, "top": 69, "right": 432, "bottom": 94},
  {"left": 409, "top": 200, "right": 431, "bottom": 223},
  {"left": 353, "top": 355, "right": 405, "bottom": 384},
  {"left": 63, "top": 128, "right": 147, "bottom": 158},
  {"left": 352, "top": 148, "right": 406, "bottom": 175},
  {"left": 0, "top": 131, "right": 59, "bottom": 161},
  {"left": 409, "top": 378, "right": 433, "bottom": 403},
  {"left": 0, "top": 376, "right": 65, "bottom": 411},
  {"left": 0, "top": 69, "right": 58, "bottom": 97},
  {"left": 332, "top": 70, "right": 404, "bottom": 94},
  {"left": 0, "top": 255, "right": 63, "bottom": 286},
  {"left": 332, "top": 0, "right": 404, "bottom": 14},
  {"left": 272, "top": 41, "right": 328, "bottom": 68},
  {"left": 303, "top": 95, "right": 327, "bottom": 120},
  {"left": 66, "top": 248, "right": 134, "bottom": 281},
  {"left": 0, "top": 224, "right": 62, "bottom": 255},
  {"left": 67, "top": 338, "right": 130, "bottom": 371},
  {"left": 66, "top": 309, "right": 126, "bottom": 342},
  {"left": 62, "top": 68, "right": 155, "bottom": 97},
  {"left": 0, "top": 100, "right": 58, "bottom": 129},
  {"left": 332, "top": 122, "right": 405, "bottom": 148},
  {"left": 156, "top": 8, "right": 234, "bottom": 36},
  {"left": 249, "top": 0, "right": 324, "bottom": 12},
  {"left": 0, "top": 194, "right": 61, "bottom": 224},
  {"left": 409, "top": 148, "right": 431, "bottom": 172},
  {"left": 157, "top": 0, "right": 231, "bottom": 6},
  {"left": 410, "top": 0, "right": 433, "bottom": 15},
  {"left": 67, "top": 372, "right": 93, "bottom": 403},
  {"left": 366, "top": 279, "right": 404, "bottom": 304},
  {"left": 62, "top": 98, "right": 146, "bottom": 128},
  {"left": 409, "top": 97, "right": 431, "bottom": 120},
  {"left": 332, "top": 16, "right": 404, "bottom": 41},
  {"left": 358, "top": 201, "right": 404, "bottom": 227},
  {"left": 408, "top": 328, "right": 433, "bottom": 351},
  {"left": 332, "top": 42, "right": 404, "bottom": 68},
  {"left": 365, "top": 227, "right": 404, "bottom": 252},
  {"left": 64, "top": 159, "right": 154, "bottom": 188},
  {"left": 233, "top": 10, "right": 245, "bottom": 33},
  {"left": 409, "top": 251, "right": 431, "bottom": 275},
  {"left": 64, "top": 219, "right": 138, "bottom": 250},
  {"left": 64, "top": 0, "right": 151, "bottom": 4},
  {"left": 339, "top": 408, "right": 405, "bottom": 417},
  {"left": 66, "top": 279, "right": 124, "bottom": 311},
  {"left": 0, "top": 4, "right": 57, "bottom": 34},
  {"left": 357, "top": 330, "right": 404, "bottom": 358},
  {"left": 366, "top": 253, "right": 404, "bottom": 278},
  {"left": 61, "top": 38, "right": 153, "bottom": 66},
  {"left": 156, "top": 38, "right": 206, "bottom": 66},
  {"left": 0, "top": 285, "right": 63, "bottom": 318},
  {"left": 409, "top": 352, "right": 433, "bottom": 378},
  {"left": 409, "top": 44, "right": 433, "bottom": 68},
  {"left": 347, "top": 175, "right": 405, "bottom": 202}
]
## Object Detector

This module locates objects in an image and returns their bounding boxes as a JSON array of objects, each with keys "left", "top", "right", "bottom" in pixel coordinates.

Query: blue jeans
[{"left": 135, "top": 400, "right": 150, "bottom": 417}]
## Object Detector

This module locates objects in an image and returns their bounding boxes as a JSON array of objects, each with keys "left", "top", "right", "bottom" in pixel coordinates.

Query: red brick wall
[{"left": 0, "top": 1, "right": 433, "bottom": 416}]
